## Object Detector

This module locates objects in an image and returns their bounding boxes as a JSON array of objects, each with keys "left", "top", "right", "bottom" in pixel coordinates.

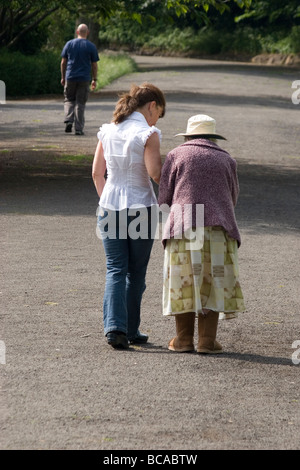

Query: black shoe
[
  {"left": 65, "top": 122, "right": 72, "bottom": 133},
  {"left": 128, "top": 330, "right": 149, "bottom": 344},
  {"left": 106, "top": 331, "right": 129, "bottom": 349},
  {"left": 75, "top": 130, "right": 84, "bottom": 135}
]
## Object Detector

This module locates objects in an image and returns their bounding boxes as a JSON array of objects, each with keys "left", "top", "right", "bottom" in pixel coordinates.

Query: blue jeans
[{"left": 98, "top": 207, "right": 157, "bottom": 338}]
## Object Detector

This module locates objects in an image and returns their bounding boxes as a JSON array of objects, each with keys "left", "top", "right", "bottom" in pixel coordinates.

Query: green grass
[
  {"left": 95, "top": 54, "right": 138, "bottom": 90},
  {"left": 54, "top": 154, "right": 94, "bottom": 164}
]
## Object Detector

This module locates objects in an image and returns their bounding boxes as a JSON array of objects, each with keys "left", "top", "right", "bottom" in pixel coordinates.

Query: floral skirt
[{"left": 163, "top": 226, "right": 245, "bottom": 319}]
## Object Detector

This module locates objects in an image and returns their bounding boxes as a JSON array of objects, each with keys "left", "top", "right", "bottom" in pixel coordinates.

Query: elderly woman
[{"left": 158, "top": 114, "right": 245, "bottom": 354}]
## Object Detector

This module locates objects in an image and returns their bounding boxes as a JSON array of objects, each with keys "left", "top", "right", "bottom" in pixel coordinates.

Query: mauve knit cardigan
[{"left": 158, "top": 138, "right": 241, "bottom": 247}]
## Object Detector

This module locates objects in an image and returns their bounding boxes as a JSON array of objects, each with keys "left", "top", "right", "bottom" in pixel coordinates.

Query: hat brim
[{"left": 175, "top": 133, "right": 226, "bottom": 140}]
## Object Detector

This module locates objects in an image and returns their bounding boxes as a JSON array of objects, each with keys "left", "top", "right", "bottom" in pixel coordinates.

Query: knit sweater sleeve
[
  {"left": 158, "top": 153, "right": 177, "bottom": 208},
  {"left": 230, "top": 159, "right": 240, "bottom": 206}
]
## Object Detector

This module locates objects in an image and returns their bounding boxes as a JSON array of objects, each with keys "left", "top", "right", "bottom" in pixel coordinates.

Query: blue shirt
[{"left": 61, "top": 38, "right": 99, "bottom": 81}]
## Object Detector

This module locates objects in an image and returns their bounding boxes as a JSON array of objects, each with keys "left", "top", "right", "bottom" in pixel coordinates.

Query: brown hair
[{"left": 112, "top": 82, "right": 166, "bottom": 124}]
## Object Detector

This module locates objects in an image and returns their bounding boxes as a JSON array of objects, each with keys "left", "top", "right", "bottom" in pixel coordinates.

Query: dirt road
[{"left": 0, "top": 55, "right": 300, "bottom": 451}]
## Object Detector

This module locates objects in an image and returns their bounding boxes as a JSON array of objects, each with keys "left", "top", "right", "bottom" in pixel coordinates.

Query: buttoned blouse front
[{"left": 97, "top": 112, "right": 161, "bottom": 210}]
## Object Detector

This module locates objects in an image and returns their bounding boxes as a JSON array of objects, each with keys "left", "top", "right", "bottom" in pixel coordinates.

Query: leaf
[{"left": 131, "top": 12, "right": 142, "bottom": 24}]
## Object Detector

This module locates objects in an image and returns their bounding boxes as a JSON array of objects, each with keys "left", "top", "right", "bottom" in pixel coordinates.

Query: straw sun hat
[{"left": 176, "top": 114, "right": 226, "bottom": 140}]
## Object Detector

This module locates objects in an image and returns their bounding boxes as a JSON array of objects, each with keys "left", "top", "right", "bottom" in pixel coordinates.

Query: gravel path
[{"left": 0, "top": 55, "right": 300, "bottom": 451}]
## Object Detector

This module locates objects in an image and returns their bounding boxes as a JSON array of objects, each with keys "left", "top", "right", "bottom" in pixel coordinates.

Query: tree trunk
[{"left": 75, "top": 18, "right": 100, "bottom": 48}]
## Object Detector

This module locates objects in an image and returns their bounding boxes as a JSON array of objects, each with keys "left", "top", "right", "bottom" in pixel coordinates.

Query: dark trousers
[{"left": 63, "top": 81, "right": 90, "bottom": 131}]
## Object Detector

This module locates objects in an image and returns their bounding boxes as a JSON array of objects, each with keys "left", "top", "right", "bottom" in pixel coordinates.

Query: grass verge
[{"left": 95, "top": 53, "right": 138, "bottom": 90}]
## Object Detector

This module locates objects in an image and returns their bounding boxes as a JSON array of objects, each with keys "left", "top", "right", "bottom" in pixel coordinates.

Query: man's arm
[
  {"left": 91, "top": 62, "right": 98, "bottom": 90},
  {"left": 60, "top": 58, "right": 67, "bottom": 86}
]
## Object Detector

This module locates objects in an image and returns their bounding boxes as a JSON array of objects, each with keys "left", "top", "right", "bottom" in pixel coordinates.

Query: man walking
[{"left": 60, "top": 24, "right": 99, "bottom": 135}]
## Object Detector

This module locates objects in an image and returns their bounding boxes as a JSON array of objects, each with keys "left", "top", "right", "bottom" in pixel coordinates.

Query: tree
[
  {"left": 235, "top": 0, "right": 300, "bottom": 28},
  {"left": 0, "top": 0, "right": 119, "bottom": 50},
  {"left": 0, "top": 0, "right": 253, "bottom": 51}
]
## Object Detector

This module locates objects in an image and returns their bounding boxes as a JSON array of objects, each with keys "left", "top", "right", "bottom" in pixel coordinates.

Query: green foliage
[
  {"left": 45, "top": 10, "right": 76, "bottom": 51},
  {"left": 220, "top": 27, "right": 262, "bottom": 55},
  {"left": 235, "top": 0, "right": 300, "bottom": 28},
  {"left": 99, "top": 21, "right": 265, "bottom": 56},
  {"left": 146, "top": 27, "right": 224, "bottom": 55},
  {"left": 0, "top": 50, "right": 137, "bottom": 97},
  {"left": 258, "top": 26, "right": 300, "bottom": 54},
  {"left": 290, "top": 26, "right": 300, "bottom": 53},
  {"left": 11, "top": 21, "right": 50, "bottom": 55},
  {"left": 0, "top": 50, "right": 62, "bottom": 96},
  {"left": 0, "top": 0, "right": 119, "bottom": 50},
  {"left": 2, "top": 0, "right": 300, "bottom": 71},
  {"left": 0, "top": 1, "right": 255, "bottom": 54},
  {"left": 98, "top": 0, "right": 300, "bottom": 56},
  {"left": 95, "top": 54, "right": 137, "bottom": 89}
]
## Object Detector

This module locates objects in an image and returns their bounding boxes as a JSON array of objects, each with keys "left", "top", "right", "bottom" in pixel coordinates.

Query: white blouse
[{"left": 97, "top": 111, "right": 162, "bottom": 211}]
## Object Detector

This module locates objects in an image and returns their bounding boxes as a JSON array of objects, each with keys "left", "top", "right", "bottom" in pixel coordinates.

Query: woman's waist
[{"left": 106, "top": 175, "right": 151, "bottom": 188}]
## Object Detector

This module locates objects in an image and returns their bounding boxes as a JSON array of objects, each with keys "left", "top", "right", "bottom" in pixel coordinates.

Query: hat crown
[
  {"left": 186, "top": 114, "right": 216, "bottom": 135},
  {"left": 175, "top": 114, "right": 226, "bottom": 139}
]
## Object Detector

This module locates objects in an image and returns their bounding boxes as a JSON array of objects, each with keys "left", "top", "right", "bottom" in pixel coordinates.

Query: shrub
[
  {"left": 289, "top": 26, "right": 300, "bottom": 53},
  {"left": 0, "top": 50, "right": 137, "bottom": 97},
  {"left": 0, "top": 50, "right": 61, "bottom": 97}
]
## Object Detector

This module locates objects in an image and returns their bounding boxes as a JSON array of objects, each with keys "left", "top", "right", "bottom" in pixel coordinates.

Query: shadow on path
[
  {"left": 1, "top": 152, "right": 299, "bottom": 236},
  {"left": 126, "top": 343, "right": 294, "bottom": 366}
]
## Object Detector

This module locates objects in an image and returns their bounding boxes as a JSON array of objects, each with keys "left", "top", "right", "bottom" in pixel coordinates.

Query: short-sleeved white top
[{"left": 97, "top": 111, "right": 162, "bottom": 211}]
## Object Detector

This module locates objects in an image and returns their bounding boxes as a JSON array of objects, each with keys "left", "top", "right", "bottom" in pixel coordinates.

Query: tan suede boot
[
  {"left": 168, "top": 312, "right": 195, "bottom": 352},
  {"left": 197, "top": 310, "right": 223, "bottom": 354}
]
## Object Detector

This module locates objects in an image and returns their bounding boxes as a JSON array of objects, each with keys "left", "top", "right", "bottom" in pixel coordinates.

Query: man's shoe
[
  {"left": 129, "top": 330, "right": 149, "bottom": 344},
  {"left": 106, "top": 331, "right": 129, "bottom": 349},
  {"left": 65, "top": 122, "right": 72, "bottom": 133},
  {"left": 75, "top": 130, "right": 84, "bottom": 135}
]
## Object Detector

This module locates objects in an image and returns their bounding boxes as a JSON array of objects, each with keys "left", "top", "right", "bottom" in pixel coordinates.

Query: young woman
[{"left": 92, "top": 83, "right": 166, "bottom": 349}]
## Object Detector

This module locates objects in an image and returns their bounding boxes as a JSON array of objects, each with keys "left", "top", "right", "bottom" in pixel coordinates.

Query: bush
[
  {"left": 0, "top": 50, "right": 137, "bottom": 97},
  {"left": 186, "top": 29, "right": 223, "bottom": 55},
  {"left": 255, "top": 26, "right": 300, "bottom": 54},
  {"left": 289, "top": 26, "right": 300, "bottom": 53},
  {"left": 0, "top": 50, "right": 61, "bottom": 97},
  {"left": 220, "top": 27, "right": 262, "bottom": 56},
  {"left": 99, "top": 14, "right": 300, "bottom": 57}
]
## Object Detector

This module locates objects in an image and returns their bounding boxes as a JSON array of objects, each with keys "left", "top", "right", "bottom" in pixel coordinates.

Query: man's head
[{"left": 76, "top": 24, "right": 89, "bottom": 38}]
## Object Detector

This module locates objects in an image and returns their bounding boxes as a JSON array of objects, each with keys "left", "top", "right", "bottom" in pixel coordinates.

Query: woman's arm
[
  {"left": 92, "top": 140, "right": 107, "bottom": 198},
  {"left": 144, "top": 132, "right": 162, "bottom": 184}
]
